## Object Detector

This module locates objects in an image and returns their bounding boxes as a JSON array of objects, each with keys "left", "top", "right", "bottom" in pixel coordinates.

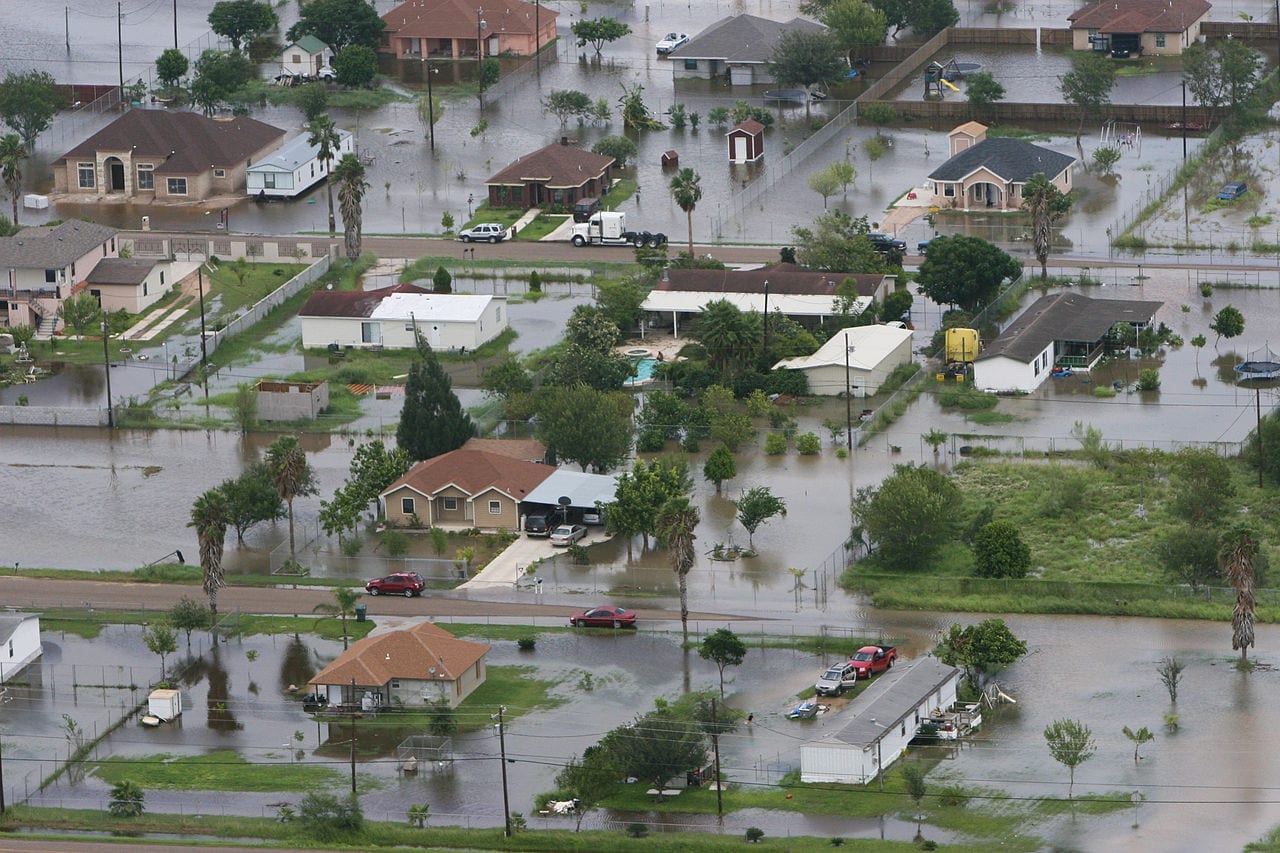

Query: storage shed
[
  {"left": 256, "top": 380, "right": 329, "bottom": 421},
  {"left": 147, "top": 689, "right": 183, "bottom": 722},
  {"left": 727, "top": 120, "right": 765, "bottom": 164},
  {"left": 800, "top": 658, "right": 960, "bottom": 785}
]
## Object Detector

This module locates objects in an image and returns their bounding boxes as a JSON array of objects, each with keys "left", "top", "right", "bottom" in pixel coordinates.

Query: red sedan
[
  {"left": 365, "top": 572, "right": 426, "bottom": 597},
  {"left": 569, "top": 606, "right": 637, "bottom": 628}
]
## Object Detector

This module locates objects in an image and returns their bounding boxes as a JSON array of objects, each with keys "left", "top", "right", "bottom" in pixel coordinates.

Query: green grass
[
  {"left": 90, "top": 751, "right": 345, "bottom": 792},
  {"left": 238, "top": 615, "right": 376, "bottom": 642},
  {"left": 606, "top": 178, "right": 638, "bottom": 207},
  {"left": 965, "top": 410, "right": 1022, "bottom": 424},
  {"left": 205, "top": 263, "right": 307, "bottom": 319},
  {"left": 515, "top": 213, "right": 569, "bottom": 241},
  {"left": 442, "top": 622, "right": 576, "bottom": 641},
  {"left": 462, "top": 203, "right": 524, "bottom": 231}
]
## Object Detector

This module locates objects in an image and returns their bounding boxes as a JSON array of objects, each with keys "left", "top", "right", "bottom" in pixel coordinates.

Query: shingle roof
[
  {"left": 657, "top": 264, "right": 886, "bottom": 298},
  {"left": 462, "top": 437, "right": 548, "bottom": 463},
  {"left": 978, "top": 292, "right": 1163, "bottom": 363},
  {"left": 383, "top": 0, "right": 554, "bottom": 40},
  {"left": 485, "top": 144, "right": 614, "bottom": 189},
  {"left": 927, "top": 137, "right": 1076, "bottom": 184},
  {"left": 729, "top": 119, "right": 765, "bottom": 136},
  {"left": 0, "top": 220, "right": 118, "bottom": 270},
  {"left": 669, "top": 14, "right": 825, "bottom": 63},
  {"left": 85, "top": 257, "right": 157, "bottom": 285},
  {"left": 298, "top": 283, "right": 428, "bottom": 318},
  {"left": 308, "top": 621, "right": 490, "bottom": 689},
  {"left": 54, "top": 110, "right": 285, "bottom": 176},
  {"left": 381, "top": 448, "right": 554, "bottom": 502},
  {"left": 1069, "top": 0, "right": 1211, "bottom": 33}
]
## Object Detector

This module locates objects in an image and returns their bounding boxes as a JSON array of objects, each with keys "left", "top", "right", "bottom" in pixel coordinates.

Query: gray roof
[
  {"left": 86, "top": 257, "right": 157, "bottom": 285},
  {"left": 826, "top": 658, "right": 959, "bottom": 749},
  {"left": 669, "top": 14, "right": 825, "bottom": 64},
  {"left": 0, "top": 612, "right": 39, "bottom": 645},
  {"left": 978, "top": 292, "right": 1163, "bottom": 364},
  {"left": 0, "top": 220, "right": 118, "bottom": 270},
  {"left": 927, "top": 138, "right": 1076, "bottom": 184},
  {"left": 248, "top": 129, "right": 353, "bottom": 174},
  {"left": 525, "top": 469, "right": 618, "bottom": 509}
]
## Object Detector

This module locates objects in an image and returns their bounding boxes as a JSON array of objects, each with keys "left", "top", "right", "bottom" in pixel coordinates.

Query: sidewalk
[{"left": 459, "top": 528, "right": 613, "bottom": 590}]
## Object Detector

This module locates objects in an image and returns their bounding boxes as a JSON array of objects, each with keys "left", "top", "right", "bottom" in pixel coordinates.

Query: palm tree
[
  {"left": 266, "top": 435, "right": 316, "bottom": 557},
  {"left": 1219, "top": 525, "right": 1259, "bottom": 664},
  {"left": 332, "top": 154, "right": 369, "bottom": 260},
  {"left": 655, "top": 495, "right": 700, "bottom": 644},
  {"left": 668, "top": 167, "right": 702, "bottom": 257},
  {"left": 307, "top": 115, "right": 341, "bottom": 236},
  {"left": 188, "top": 488, "right": 229, "bottom": 617},
  {"left": 314, "top": 586, "right": 361, "bottom": 650},
  {"left": 1023, "top": 172, "right": 1071, "bottom": 281},
  {"left": 0, "top": 134, "right": 25, "bottom": 226}
]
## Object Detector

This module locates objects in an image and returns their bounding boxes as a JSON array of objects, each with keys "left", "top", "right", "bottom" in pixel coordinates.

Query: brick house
[{"left": 485, "top": 142, "right": 614, "bottom": 210}]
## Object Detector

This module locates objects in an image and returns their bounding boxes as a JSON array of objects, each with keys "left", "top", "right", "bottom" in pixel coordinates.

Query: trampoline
[{"left": 1236, "top": 351, "right": 1280, "bottom": 380}]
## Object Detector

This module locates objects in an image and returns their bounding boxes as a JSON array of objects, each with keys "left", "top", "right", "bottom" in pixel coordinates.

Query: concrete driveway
[{"left": 460, "top": 526, "right": 611, "bottom": 589}]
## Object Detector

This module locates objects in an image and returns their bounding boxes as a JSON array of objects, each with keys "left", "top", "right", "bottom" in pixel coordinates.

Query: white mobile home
[
  {"left": 0, "top": 613, "right": 42, "bottom": 683},
  {"left": 800, "top": 658, "right": 960, "bottom": 785},
  {"left": 298, "top": 284, "right": 508, "bottom": 351},
  {"left": 246, "top": 130, "right": 354, "bottom": 199}
]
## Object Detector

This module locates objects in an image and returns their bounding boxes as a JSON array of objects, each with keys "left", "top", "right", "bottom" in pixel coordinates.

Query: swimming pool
[{"left": 624, "top": 357, "right": 659, "bottom": 386}]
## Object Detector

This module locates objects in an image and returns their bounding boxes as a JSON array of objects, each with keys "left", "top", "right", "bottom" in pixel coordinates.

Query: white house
[
  {"left": 84, "top": 258, "right": 172, "bottom": 314},
  {"left": 0, "top": 613, "right": 42, "bottom": 683},
  {"left": 279, "top": 35, "right": 331, "bottom": 78},
  {"left": 773, "top": 324, "right": 914, "bottom": 397},
  {"left": 800, "top": 658, "right": 960, "bottom": 785},
  {"left": 246, "top": 130, "right": 354, "bottom": 199},
  {"left": 298, "top": 283, "right": 508, "bottom": 351},
  {"left": 974, "top": 292, "right": 1162, "bottom": 393}
]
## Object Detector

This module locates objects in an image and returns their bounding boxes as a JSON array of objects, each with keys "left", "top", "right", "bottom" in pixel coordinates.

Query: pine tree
[{"left": 397, "top": 340, "right": 476, "bottom": 460}]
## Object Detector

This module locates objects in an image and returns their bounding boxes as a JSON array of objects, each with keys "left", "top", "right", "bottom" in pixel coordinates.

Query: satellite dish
[
  {"left": 428, "top": 666, "right": 437, "bottom": 675},
  {"left": 557, "top": 496, "right": 572, "bottom": 506}
]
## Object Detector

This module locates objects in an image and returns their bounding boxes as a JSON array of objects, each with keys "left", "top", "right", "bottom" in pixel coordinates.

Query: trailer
[
  {"left": 571, "top": 212, "right": 667, "bottom": 248},
  {"left": 142, "top": 688, "right": 182, "bottom": 726}
]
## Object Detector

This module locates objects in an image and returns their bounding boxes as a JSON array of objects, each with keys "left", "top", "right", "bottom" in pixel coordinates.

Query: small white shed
[
  {"left": 800, "top": 658, "right": 960, "bottom": 785},
  {"left": 0, "top": 613, "right": 42, "bottom": 683},
  {"left": 147, "top": 688, "right": 183, "bottom": 722},
  {"left": 246, "top": 130, "right": 354, "bottom": 199}
]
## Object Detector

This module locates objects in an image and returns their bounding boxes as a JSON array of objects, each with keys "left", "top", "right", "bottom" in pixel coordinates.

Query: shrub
[
  {"left": 936, "top": 785, "right": 970, "bottom": 807},
  {"left": 972, "top": 521, "right": 1031, "bottom": 579},
  {"left": 566, "top": 543, "right": 590, "bottom": 565},
  {"left": 796, "top": 432, "right": 821, "bottom": 455},
  {"left": 746, "top": 827, "right": 765, "bottom": 843},
  {"left": 299, "top": 792, "right": 363, "bottom": 840},
  {"left": 108, "top": 779, "right": 145, "bottom": 818},
  {"left": 938, "top": 385, "right": 998, "bottom": 410},
  {"left": 528, "top": 270, "right": 542, "bottom": 293},
  {"left": 626, "top": 822, "right": 649, "bottom": 838},
  {"left": 429, "top": 526, "right": 448, "bottom": 555},
  {"left": 340, "top": 535, "right": 362, "bottom": 557},
  {"left": 382, "top": 529, "right": 410, "bottom": 557},
  {"left": 765, "top": 433, "right": 787, "bottom": 455},
  {"left": 517, "top": 637, "right": 536, "bottom": 651},
  {"left": 1093, "top": 385, "right": 1117, "bottom": 398},
  {"left": 432, "top": 266, "right": 452, "bottom": 294},
  {"left": 1137, "top": 368, "right": 1160, "bottom": 391},
  {"left": 637, "top": 428, "right": 667, "bottom": 452},
  {"left": 1200, "top": 282, "right": 1213, "bottom": 298}
]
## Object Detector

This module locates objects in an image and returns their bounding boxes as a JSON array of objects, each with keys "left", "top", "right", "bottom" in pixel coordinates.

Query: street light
[
  {"left": 476, "top": 9, "right": 488, "bottom": 108},
  {"left": 102, "top": 318, "right": 114, "bottom": 429}
]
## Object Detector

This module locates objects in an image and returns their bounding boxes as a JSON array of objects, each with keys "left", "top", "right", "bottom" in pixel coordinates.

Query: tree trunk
[
  {"left": 287, "top": 498, "right": 297, "bottom": 556},
  {"left": 678, "top": 568, "right": 689, "bottom": 644},
  {"left": 686, "top": 209, "right": 694, "bottom": 257},
  {"left": 326, "top": 159, "right": 336, "bottom": 236},
  {"left": 341, "top": 611, "right": 349, "bottom": 650}
]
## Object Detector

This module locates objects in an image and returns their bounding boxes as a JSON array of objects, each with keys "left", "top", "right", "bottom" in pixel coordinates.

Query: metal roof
[
  {"left": 287, "top": 35, "right": 329, "bottom": 54},
  {"left": 819, "top": 658, "right": 960, "bottom": 749},
  {"left": 524, "top": 469, "right": 618, "bottom": 508},
  {"left": 248, "top": 129, "right": 352, "bottom": 174},
  {"left": 977, "top": 292, "right": 1163, "bottom": 364},
  {"left": 643, "top": 289, "right": 870, "bottom": 318},
  {"left": 371, "top": 292, "right": 497, "bottom": 323},
  {"left": 0, "top": 613, "right": 40, "bottom": 646},
  {"left": 774, "top": 324, "right": 913, "bottom": 371}
]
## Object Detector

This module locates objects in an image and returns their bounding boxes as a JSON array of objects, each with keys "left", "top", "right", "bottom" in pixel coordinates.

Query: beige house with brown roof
[
  {"left": 1069, "top": 0, "right": 1211, "bottom": 56},
  {"left": 308, "top": 621, "right": 490, "bottom": 709},
  {"left": 379, "top": 447, "right": 554, "bottom": 530},
  {"left": 52, "top": 111, "right": 286, "bottom": 202}
]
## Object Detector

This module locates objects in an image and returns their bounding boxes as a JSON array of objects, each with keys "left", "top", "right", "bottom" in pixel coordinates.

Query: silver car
[
  {"left": 549, "top": 524, "right": 587, "bottom": 546},
  {"left": 458, "top": 222, "right": 508, "bottom": 243}
]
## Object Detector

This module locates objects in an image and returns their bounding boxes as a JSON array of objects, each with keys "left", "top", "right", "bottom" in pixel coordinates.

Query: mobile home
[{"left": 246, "top": 130, "right": 354, "bottom": 199}]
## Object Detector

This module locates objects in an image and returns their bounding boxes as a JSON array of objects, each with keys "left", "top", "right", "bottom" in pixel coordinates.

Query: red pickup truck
[{"left": 850, "top": 645, "right": 897, "bottom": 679}]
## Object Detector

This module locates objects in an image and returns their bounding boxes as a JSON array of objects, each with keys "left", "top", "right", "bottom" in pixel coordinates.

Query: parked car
[
  {"left": 524, "top": 514, "right": 551, "bottom": 537},
  {"left": 916, "top": 238, "right": 933, "bottom": 254},
  {"left": 573, "top": 197, "right": 601, "bottom": 223},
  {"left": 815, "top": 662, "right": 859, "bottom": 696},
  {"left": 316, "top": 65, "right": 336, "bottom": 81},
  {"left": 655, "top": 32, "right": 690, "bottom": 54},
  {"left": 365, "top": 572, "right": 426, "bottom": 597},
  {"left": 850, "top": 645, "right": 898, "bottom": 678},
  {"left": 868, "top": 232, "right": 907, "bottom": 253},
  {"left": 458, "top": 222, "right": 509, "bottom": 243},
  {"left": 1217, "top": 182, "right": 1248, "bottom": 200},
  {"left": 549, "top": 524, "right": 587, "bottom": 546},
  {"left": 581, "top": 507, "right": 604, "bottom": 526},
  {"left": 569, "top": 605, "right": 636, "bottom": 628}
]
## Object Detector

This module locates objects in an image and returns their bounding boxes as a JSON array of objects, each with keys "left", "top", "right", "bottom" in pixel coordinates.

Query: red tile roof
[
  {"left": 54, "top": 110, "right": 285, "bottom": 175},
  {"left": 383, "top": 0, "right": 556, "bottom": 40},
  {"left": 298, "top": 283, "right": 431, "bottom": 319},
  {"left": 1068, "top": 0, "right": 1211, "bottom": 33},
  {"left": 308, "top": 621, "right": 490, "bottom": 688},
  {"left": 486, "top": 143, "right": 614, "bottom": 189},
  {"left": 382, "top": 448, "right": 554, "bottom": 502}
]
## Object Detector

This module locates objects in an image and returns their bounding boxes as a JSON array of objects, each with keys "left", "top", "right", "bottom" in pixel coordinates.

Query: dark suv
[
  {"left": 525, "top": 514, "right": 551, "bottom": 537},
  {"left": 867, "top": 232, "right": 907, "bottom": 253}
]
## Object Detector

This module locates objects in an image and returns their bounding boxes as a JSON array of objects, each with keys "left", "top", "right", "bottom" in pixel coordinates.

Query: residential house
[
  {"left": 973, "top": 292, "right": 1163, "bottom": 393},
  {"left": 256, "top": 380, "right": 330, "bottom": 421},
  {"left": 308, "top": 621, "right": 490, "bottom": 709},
  {"left": 774, "top": 324, "right": 914, "bottom": 397},
  {"left": 381, "top": 0, "right": 558, "bottom": 59},
  {"left": 246, "top": 129, "right": 355, "bottom": 199},
  {"left": 279, "top": 35, "right": 331, "bottom": 78},
  {"left": 0, "top": 220, "right": 119, "bottom": 331},
  {"left": 1069, "top": 0, "right": 1211, "bottom": 56},
  {"left": 52, "top": 110, "right": 286, "bottom": 202},
  {"left": 668, "top": 14, "right": 826, "bottom": 86},
  {"left": 927, "top": 123, "right": 1076, "bottom": 211},
  {"left": 83, "top": 258, "right": 171, "bottom": 314},
  {"left": 379, "top": 447, "right": 553, "bottom": 530},
  {"left": 0, "top": 613, "right": 42, "bottom": 684},
  {"left": 642, "top": 263, "right": 894, "bottom": 337},
  {"left": 298, "top": 283, "right": 508, "bottom": 351},
  {"left": 485, "top": 142, "right": 615, "bottom": 210},
  {"left": 800, "top": 658, "right": 960, "bottom": 785}
]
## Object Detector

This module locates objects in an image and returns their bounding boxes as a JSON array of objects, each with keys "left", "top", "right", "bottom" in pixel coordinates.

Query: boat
[{"left": 787, "top": 700, "right": 820, "bottom": 720}]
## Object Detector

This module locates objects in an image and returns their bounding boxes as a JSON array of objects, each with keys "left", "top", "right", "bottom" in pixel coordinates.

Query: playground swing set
[
  {"left": 923, "top": 58, "right": 983, "bottom": 98},
  {"left": 1100, "top": 118, "right": 1143, "bottom": 156}
]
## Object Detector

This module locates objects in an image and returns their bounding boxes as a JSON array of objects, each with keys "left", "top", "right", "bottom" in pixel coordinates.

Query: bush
[
  {"left": 382, "top": 529, "right": 410, "bottom": 557},
  {"left": 938, "top": 385, "right": 998, "bottom": 410},
  {"left": 746, "top": 827, "right": 765, "bottom": 843},
  {"left": 764, "top": 368, "right": 809, "bottom": 396},
  {"left": 517, "top": 637, "right": 536, "bottom": 651},
  {"left": 765, "top": 433, "right": 787, "bottom": 455},
  {"left": 566, "top": 543, "right": 590, "bottom": 565},
  {"left": 637, "top": 428, "right": 667, "bottom": 452},
  {"left": 299, "top": 792, "right": 363, "bottom": 839},
  {"left": 1137, "top": 368, "right": 1160, "bottom": 391},
  {"left": 626, "top": 822, "right": 649, "bottom": 838},
  {"left": 796, "top": 432, "right": 821, "bottom": 455},
  {"left": 528, "top": 270, "right": 542, "bottom": 292},
  {"left": 972, "top": 521, "right": 1031, "bottom": 579},
  {"left": 1093, "top": 385, "right": 1117, "bottom": 398},
  {"left": 108, "top": 780, "right": 145, "bottom": 818},
  {"left": 432, "top": 266, "right": 452, "bottom": 294},
  {"left": 936, "top": 785, "right": 970, "bottom": 807},
  {"left": 340, "top": 535, "right": 363, "bottom": 557}
]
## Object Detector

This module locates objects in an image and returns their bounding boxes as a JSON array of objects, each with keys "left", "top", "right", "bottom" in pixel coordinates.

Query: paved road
[{"left": 0, "top": 575, "right": 750, "bottom": 623}]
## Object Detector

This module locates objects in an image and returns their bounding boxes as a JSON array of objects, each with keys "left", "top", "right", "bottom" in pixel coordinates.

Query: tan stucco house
[
  {"left": 84, "top": 258, "right": 172, "bottom": 314},
  {"left": 382, "top": 0, "right": 557, "bottom": 59},
  {"left": 379, "top": 447, "right": 554, "bottom": 531},
  {"left": 308, "top": 621, "right": 490, "bottom": 710},
  {"left": 1069, "top": 0, "right": 1211, "bottom": 56},
  {"left": 0, "top": 220, "right": 119, "bottom": 330},
  {"left": 52, "top": 110, "right": 285, "bottom": 202},
  {"left": 927, "top": 123, "right": 1076, "bottom": 212}
]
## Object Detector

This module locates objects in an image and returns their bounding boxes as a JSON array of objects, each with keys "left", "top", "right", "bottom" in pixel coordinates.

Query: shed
[
  {"left": 147, "top": 688, "right": 183, "bottom": 721},
  {"left": 84, "top": 257, "right": 171, "bottom": 314},
  {"left": 661, "top": 150, "right": 679, "bottom": 167},
  {"left": 256, "top": 379, "right": 330, "bottom": 421},
  {"left": 727, "top": 120, "right": 765, "bottom": 164},
  {"left": 800, "top": 658, "right": 960, "bottom": 785},
  {"left": 0, "top": 613, "right": 42, "bottom": 683},
  {"left": 773, "top": 324, "right": 914, "bottom": 396}
]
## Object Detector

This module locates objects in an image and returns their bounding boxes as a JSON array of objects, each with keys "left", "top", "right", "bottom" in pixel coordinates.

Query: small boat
[{"left": 787, "top": 701, "right": 819, "bottom": 720}]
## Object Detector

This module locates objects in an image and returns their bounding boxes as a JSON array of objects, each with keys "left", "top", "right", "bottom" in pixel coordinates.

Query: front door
[{"left": 108, "top": 160, "right": 125, "bottom": 192}]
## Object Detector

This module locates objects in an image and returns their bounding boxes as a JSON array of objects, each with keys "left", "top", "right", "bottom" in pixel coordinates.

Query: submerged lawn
[{"left": 89, "top": 750, "right": 345, "bottom": 792}]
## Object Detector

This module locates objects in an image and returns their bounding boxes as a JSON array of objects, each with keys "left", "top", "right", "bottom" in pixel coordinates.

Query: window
[
  {"left": 496, "top": 307, "right": 501, "bottom": 322},
  {"left": 489, "top": 500, "right": 501, "bottom": 515},
  {"left": 71, "top": 263, "right": 76, "bottom": 277},
  {"left": 264, "top": 173, "right": 276, "bottom": 189},
  {"left": 160, "top": 271, "right": 165, "bottom": 285},
  {"left": 6, "top": 640, "right": 11, "bottom": 657},
  {"left": 143, "top": 282, "right": 148, "bottom": 296},
  {"left": 391, "top": 678, "right": 400, "bottom": 688},
  {"left": 45, "top": 269, "right": 56, "bottom": 283},
  {"left": 401, "top": 497, "right": 414, "bottom": 514},
  {"left": 77, "top": 163, "right": 95, "bottom": 188},
  {"left": 443, "top": 497, "right": 458, "bottom": 511},
  {"left": 1034, "top": 359, "right": 1040, "bottom": 377},
  {"left": 943, "top": 184, "right": 955, "bottom": 197},
  {"left": 1155, "top": 33, "right": 1166, "bottom": 48},
  {"left": 292, "top": 53, "right": 302, "bottom": 63},
  {"left": 166, "top": 177, "right": 187, "bottom": 195},
  {"left": 213, "top": 168, "right": 225, "bottom": 178},
  {"left": 136, "top": 164, "right": 154, "bottom": 190},
  {"left": 684, "top": 58, "right": 697, "bottom": 70}
]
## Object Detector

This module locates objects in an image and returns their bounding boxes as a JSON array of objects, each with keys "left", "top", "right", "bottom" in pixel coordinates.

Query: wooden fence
[
  {"left": 1202, "top": 20, "right": 1278, "bottom": 40},
  {"left": 863, "top": 99, "right": 1211, "bottom": 125}
]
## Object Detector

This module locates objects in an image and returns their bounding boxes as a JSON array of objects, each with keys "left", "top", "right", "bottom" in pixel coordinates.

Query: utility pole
[
  {"left": 65, "top": 7, "right": 70, "bottom": 53},
  {"left": 844, "top": 331, "right": 854, "bottom": 451},
  {"left": 476, "top": 9, "right": 488, "bottom": 109},
  {"left": 349, "top": 678, "right": 357, "bottom": 793},
  {"left": 493, "top": 705, "right": 511, "bottom": 837},
  {"left": 117, "top": 2, "right": 124, "bottom": 99},
  {"left": 1257, "top": 386, "right": 1264, "bottom": 488},
  {"left": 534, "top": 0, "right": 540, "bottom": 75},
  {"left": 1180, "top": 80, "right": 1187, "bottom": 162},
  {"left": 197, "top": 265, "right": 208, "bottom": 370},
  {"left": 173, "top": 0, "right": 178, "bottom": 49},
  {"left": 0, "top": 732, "right": 6, "bottom": 814},
  {"left": 710, "top": 698, "right": 723, "bottom": 818},
  {"left": 102, "top": 317, "right": 114, "bottom": 428}
]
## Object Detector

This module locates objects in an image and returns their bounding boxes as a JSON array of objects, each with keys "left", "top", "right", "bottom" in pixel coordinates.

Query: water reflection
[
  {"left": 279, "top": 634, "right": 317, "bottom": 694},
  {"left": 204, "top": 646, "right": 242, "bottom": 733}
]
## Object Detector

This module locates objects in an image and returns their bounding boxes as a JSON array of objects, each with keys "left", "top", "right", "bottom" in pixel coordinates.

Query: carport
[{"left": 522, "top": 470, "right": 618, "bottom": 527}]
